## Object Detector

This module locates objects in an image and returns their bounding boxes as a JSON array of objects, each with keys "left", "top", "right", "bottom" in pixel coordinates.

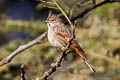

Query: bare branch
[
  {"left": 69, "top": 0, "right": 90, "bottom": 19},
  {"left": 70, "top": 0, "right": 120, "bottom": 22},
  {"left": 53, "top": 0, "right": 75, "bottom": 39},
  {"left": 35, "top": 50, "right": 67, "bottom": 80},
  {"left": 35, "top": 31, "right": 75, "bottom": 80},
  {"left": 40, "top": 0, "right": 55, "bottom": 5},
  {"left": 0, "top": 0, "right": 120, "bottom": 79},
  {"left": 53, "top": 0, "right": 74, "bottom": 28},
  {"left": 35, "top": 1, "right": 76, "bottom": 80},
  {"left": 93, "top": 0, "right": 96, "bottom": 6},
  {"left": 21, "top": 64, "right": 27, "bottom": 80},
  {"left": 0, "top": 32, "right": 47, "bottom": 67}
]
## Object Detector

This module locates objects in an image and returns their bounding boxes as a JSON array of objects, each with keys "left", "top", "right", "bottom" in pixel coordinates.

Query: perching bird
[{"left": 44, "top": 11, "right": 96, "bottom": 72}]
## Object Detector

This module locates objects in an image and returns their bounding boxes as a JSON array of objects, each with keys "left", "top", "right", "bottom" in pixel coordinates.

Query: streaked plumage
[{"left": 45, "top": 11, "right": 96, "bottom": 72}]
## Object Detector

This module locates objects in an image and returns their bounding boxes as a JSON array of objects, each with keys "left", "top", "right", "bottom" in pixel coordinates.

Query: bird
[{"left": 44, "top": 11, "right": 96, "bottom": 72}]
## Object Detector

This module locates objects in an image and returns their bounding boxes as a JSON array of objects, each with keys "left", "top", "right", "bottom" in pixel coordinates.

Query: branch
[
  {"left": 0, "top": 32, "right": 47, "bottom": 67},
  {"left": 53, "top": 0, "right": 74, "bottom": 28},
  {"left": 35, "top": 32, "right": 75, "bottom": 80},
  {"left": 35, "top": 50, "right": 67, "bottom": 80},
  {"left": 53, "top": 0, "right": 75, "bottom": 39},
  {"left": 70, "top": 0, "right": 120, "bottom": 22},
  {"left": 21, "top": 64, "right": 27, "bottom": 80},
  {"left": 69, "top": 0, "right": 91, "bottom": 19},
  {"left": 35, "top": 1, "right": 120, "bottom": 79},
  {"left": 1, "top": 0, "right": 120, "bottom": 79},
  {"left": 35, "top": 0, "right": 76, "bottom": 80}
]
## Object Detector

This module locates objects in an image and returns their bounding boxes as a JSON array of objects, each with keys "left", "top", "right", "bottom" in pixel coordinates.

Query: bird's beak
[{"left": 43, "top": 20, "right": 49, "bottom": 23}]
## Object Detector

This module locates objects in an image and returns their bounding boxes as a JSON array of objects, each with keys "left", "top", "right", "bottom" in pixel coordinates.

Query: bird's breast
[{"left": 48, "top": 28, "right": 67, "bottom": 50}]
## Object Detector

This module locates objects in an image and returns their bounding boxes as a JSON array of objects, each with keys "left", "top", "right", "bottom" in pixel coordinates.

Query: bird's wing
[{"left": 55, "top": 26, "right": 71, "bottom": 42}]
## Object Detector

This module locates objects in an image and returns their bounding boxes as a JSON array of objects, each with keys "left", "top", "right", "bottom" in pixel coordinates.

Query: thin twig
[
  {"left": 21, "top": 64, "right": 27, "bottom": 80},
  {"left": 53, "top": 0, "right": 75, "bottom": 39},
  {"left": 0, "top": 32, "right": 47, "bottom": 67},
  {"left": 35, "top": 50, "right": 67, "bottom": 80},
  {"left": 42, "top": 6, "right": 58, "bottom": 9},
  {"left": 0, "top": 0, "right": 120, "bottom": 80},
  {"left": 53, "top": 0, "right": 74, "bottom": 28},
  {"left": 34, "top": 1, "right": 120, "bottom": 79},
  {"left": 35, "top": 1, "right": 76, "bottom": 80},
  {"left": 70, "top": 0, "right": 120, "bottom": 22},
  {"left": 93, "top": 0, "right": 96, "bottom": 6},
  {"left": 39, "top": 0, "right": 58, "bottom": 10},
  {"left": 69, "top": 0, "right": 91, "bottom": 19},
  {"left": 35, "top": 30, "right": 75, "bottom": 80},
  {"left": 40, "top": 0, "right": 55, "bottom": 5}
]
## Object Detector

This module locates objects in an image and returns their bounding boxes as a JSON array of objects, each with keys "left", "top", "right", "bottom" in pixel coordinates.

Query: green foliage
[
  {"left": 91, "top": 3, "right": 119, "bottom": 18},
  {"left": 1, "top": 20, "right": 47, "bottom": 35}
]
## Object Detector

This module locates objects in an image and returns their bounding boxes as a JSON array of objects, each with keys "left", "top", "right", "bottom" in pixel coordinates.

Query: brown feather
[
  {"left": 57, "top": 31, "right": 96, "bottom": 72},
  {"left": 57, "top": 28, "right": 71, "bottom": 42},
  {"left": 71, "top": 40, "right": 96, "bottom": 72}
]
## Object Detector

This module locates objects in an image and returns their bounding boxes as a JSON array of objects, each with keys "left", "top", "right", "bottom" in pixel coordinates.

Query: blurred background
[{"left": 0, "top": 0, "right": 120, "bottom": 80}]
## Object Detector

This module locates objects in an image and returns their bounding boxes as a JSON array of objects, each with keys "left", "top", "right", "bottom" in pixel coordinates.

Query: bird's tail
[
  {"left": 76, "top": 48, "right": 96, "bottom": 72},
  {"left": 84, "top": 59, "right": 96, "bottom": 72},
  {"left": 71, "top": 40, "right": 96, "bottom": 72}
]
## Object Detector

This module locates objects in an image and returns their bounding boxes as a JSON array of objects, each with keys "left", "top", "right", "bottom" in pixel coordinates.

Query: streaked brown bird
[{"left": 44, "top": 11, "right": 96, "bottom": 72}]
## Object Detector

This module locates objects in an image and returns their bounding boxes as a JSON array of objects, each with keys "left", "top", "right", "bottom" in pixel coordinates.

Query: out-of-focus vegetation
[{"left": 0, "top": 0, "right": 120, "bottom": 80}]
